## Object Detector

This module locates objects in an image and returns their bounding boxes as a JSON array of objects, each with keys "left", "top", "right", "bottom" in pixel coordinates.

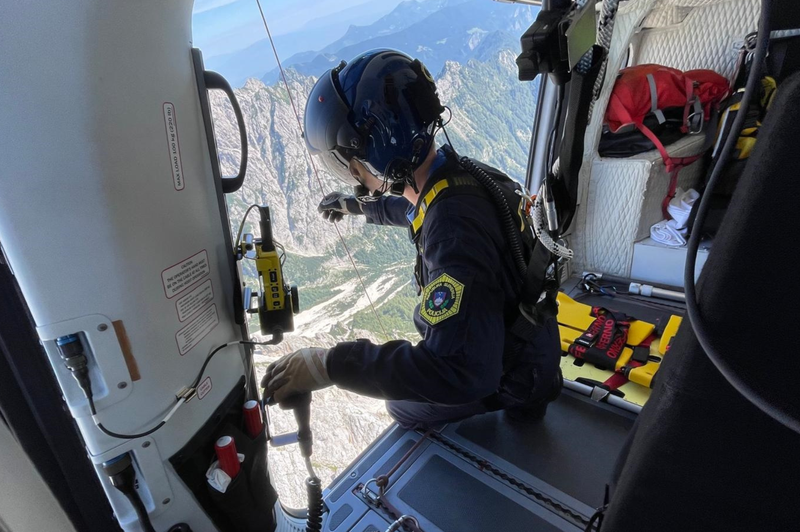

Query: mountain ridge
[{"left": 261, "top": 0, "right": 533, "bottom": 83}]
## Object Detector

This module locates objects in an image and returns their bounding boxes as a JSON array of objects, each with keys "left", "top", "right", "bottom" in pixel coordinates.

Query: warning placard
[
  {"left": 175, "top": 304, "right": 219, "bottom": 356},
  {"left": 197, "top": 377, "right": 212, "bottom": 400},
  {"left": 162, "top": 250, "right": 210, "bottom": 299},
  {"left": 176, "top": 279, "right": 214, "bottom": 322},
  {"left": 163, "top": 102, "right": 185, "bottom": 191}
]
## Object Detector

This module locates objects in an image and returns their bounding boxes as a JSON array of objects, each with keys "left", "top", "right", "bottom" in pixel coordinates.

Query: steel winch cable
[{"left": 254, "top": 0, "right": 388, "bottom": 341}]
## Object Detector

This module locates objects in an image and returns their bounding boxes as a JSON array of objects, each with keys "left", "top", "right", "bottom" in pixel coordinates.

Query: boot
[{"left": 505, "top": 367, "right": 563, "bottom": 423}]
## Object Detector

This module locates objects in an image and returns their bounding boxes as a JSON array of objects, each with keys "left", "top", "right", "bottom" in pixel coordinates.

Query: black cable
[
  {"left": 683, "top": 0, "right": 800, "bottom": 434},
  {"left": 191, "top": 338, "right": 281, "bottom": 389},
  {"left": 89, "top": 395, "right": 170, "bottom": 440},
  {"left": 441, "top": 123, "right": 457, "bottom": 154},
  {"left": 547, "top": 84, "right": 566, "bottom": 172},
  {"left": 441, "top": 105, "right": 453, "bottom": 127},
  {"left": 90, "top": 339, "right": 279, "bottom": 440},
  {"left": 305, "top": 476, "right": 323, "bottom": 532},
  {"left": 102, "top": 453, "right": 157, "bottom": 532},
  {"left": 459, "top": 157, "right": 529, "bottom": 278},
  {"left": 126, "top": 491, "right": 157, "bottom": 532}
]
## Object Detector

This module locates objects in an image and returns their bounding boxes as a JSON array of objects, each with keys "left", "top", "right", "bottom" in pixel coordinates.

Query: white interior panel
[
  {"left": 572, "top": 0, "right": 760, "bottom": 277},
  {"left": 636, "top": 0, "right": 761, "bottom": 81}
]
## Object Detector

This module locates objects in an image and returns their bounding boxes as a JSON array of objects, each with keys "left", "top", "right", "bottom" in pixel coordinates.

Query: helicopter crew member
[{"left": 263, "top": 49, "right": 561, "bottom": 429}]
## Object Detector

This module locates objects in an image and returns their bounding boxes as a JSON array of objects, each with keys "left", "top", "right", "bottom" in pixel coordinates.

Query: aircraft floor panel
[
  {"left": 323, "top": 390, "right": 635, "bottom": 531},
  {"left": 446, "top": 390, "right": 635, "bottom": 509}
]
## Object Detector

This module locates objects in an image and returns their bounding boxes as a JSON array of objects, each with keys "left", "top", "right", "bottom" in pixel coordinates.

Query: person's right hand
[{"left": 318, "top": 192, "right": 364, "bottom": 223}]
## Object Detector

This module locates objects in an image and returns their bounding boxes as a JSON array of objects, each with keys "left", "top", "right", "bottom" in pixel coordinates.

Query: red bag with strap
[{"left": 605, "top": 65, "right": 729, "bottom": 218}]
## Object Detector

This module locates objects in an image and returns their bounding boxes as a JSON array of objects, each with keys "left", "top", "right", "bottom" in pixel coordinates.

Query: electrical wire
[
  {"left": 441, "top": 123, "right": 457, "bottom": 154},
  {"left": 274, "top": 241, "right": 287, "bottom": 265},
  {"left": 441, "top": 105, "right": 453, "bottom": 127},
  {"left": 254, "top": 0, "right": 389, "bottom": 341},
  {"left": 234, "top": 204, "right": 260, "bottom": 251},
  {"left": 88, "top": 339, "right": 279, "bottom": 439},
  {"left": 89, "top": 395, "right": 183, "bottom": 440},
  {"left": 683, "top": 0, "right": 800, "bottom": 435},
  {"left": 236, "top": 205, "right": 287, "bottom": 269},
  {"left": 304, "top": 456, "right": 317, "bottom": 480}
]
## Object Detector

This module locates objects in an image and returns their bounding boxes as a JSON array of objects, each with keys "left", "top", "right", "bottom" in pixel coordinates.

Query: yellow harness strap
[{"left": 411, "top": 180, "right": 450, "bottom": 234}]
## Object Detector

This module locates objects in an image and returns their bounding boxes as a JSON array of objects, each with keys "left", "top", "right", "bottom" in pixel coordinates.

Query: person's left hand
[{"left": 262, "top": 347, "right": 332, "bottom": 404}]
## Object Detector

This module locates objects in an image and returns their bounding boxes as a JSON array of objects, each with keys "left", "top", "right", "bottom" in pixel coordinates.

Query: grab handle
[{"left": 203, "top": 71, "right": 248, "bottom": 193}]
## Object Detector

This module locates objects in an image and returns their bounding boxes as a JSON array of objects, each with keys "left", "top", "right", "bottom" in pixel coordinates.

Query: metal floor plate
[
  {"left": 448, "top": 390, "right": 635, "bottom": 508},
  {"left": 323, "top": 390, "right": 635, "bottom": 531}
]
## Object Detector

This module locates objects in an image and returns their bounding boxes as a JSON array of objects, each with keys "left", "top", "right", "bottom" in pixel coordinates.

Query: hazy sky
[{"left": 192, "top": 0, "right": 404, "bottom": 57}]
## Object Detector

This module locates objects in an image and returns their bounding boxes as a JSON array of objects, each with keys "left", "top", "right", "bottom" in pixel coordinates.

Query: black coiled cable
[
  {"left": 305, "top": 476, "right": 323, "bottom": 532},
  {"left": 458, "top": 156, "right": 528, "bottom": 277},
  {"left": 684, "top": 0, "right": 800, "bottom": 434}
]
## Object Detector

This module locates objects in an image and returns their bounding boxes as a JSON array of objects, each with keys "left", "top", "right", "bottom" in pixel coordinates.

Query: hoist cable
[{"left": 254, "top": 0, "right": 389, "bottom": 341}]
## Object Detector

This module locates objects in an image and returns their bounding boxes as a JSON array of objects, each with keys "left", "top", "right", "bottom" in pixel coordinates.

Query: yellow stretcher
[{"left": 556, "top": 292, "right": 683, "bottom": 407}]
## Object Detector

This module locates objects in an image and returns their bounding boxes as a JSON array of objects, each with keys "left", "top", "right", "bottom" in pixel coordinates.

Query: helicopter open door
[{"left": 3, "top": 0, "right": 800, "bottom": 531}]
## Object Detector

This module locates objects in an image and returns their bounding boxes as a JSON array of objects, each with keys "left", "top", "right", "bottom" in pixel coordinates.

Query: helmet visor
[{"left": 304, "top": 67, "right": 364, "bottom": 186}]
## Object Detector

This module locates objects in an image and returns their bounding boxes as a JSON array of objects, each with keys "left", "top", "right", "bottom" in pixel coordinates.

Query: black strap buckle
[{"left": 631, "top": 346, "right": 650, "bottom": 365}]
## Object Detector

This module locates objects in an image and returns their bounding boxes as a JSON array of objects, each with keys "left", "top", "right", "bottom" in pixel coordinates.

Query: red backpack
[{"left": 605, "top": 64, "right": 729, "bottom": 218}]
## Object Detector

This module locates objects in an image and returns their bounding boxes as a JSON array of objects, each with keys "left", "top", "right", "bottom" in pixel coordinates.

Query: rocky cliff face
[{"left": 209, "top": 49, "right": 539, "bottom": 507}]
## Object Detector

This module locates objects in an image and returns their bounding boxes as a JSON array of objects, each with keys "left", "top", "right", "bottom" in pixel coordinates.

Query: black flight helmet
[{"left": 304, "top": 49, "right": 445, "bottom": 200}]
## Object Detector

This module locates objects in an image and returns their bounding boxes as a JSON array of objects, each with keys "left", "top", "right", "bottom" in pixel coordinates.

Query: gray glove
[
  {"left": 262, "top": 348, "right": 332, "bottom": 404},
  {"left": 318, "top": 192, "right": 364, "bottom": 223}
]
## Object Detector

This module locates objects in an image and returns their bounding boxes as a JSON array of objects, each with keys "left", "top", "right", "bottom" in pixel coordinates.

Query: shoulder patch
[{"left": 420, "top": 273, "right": 464, "bottom": 326}]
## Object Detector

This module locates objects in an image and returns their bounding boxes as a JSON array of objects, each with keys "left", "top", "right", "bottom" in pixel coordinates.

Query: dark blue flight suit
[{"left": 325, "top": 149, "right": 561, "bottom": 429}]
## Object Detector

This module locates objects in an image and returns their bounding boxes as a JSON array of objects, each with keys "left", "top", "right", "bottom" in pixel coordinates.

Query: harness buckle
[{"left": 574, "top": 335, "right": 597, "bottom": 348}]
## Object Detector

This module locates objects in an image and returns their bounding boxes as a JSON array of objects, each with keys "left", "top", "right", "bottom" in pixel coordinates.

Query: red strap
[
  {"left": 602, "top": 371, "right": 632, "bottom": 391},
  {"left": 637, "top": 123, "right": 672, "bottom": 168},
  {"left": 681, "top": 77, "right": 696, "bottom": 134},
  {"left": 637, "top": 122, "right": 708, "bottom": 219},
  {"left": 662, "top": 168, "right": 680, "bottom": 219},
  {"left": 601, "top": 333, "right": 657, "bottom": 390},
  {"left": 661, "top": 154, "right": 703, "bottom": 219}
]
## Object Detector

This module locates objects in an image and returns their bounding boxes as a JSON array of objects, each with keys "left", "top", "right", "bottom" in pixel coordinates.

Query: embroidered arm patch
[{"left": 420, "top": 273, "right": 464, "bottom": 326}]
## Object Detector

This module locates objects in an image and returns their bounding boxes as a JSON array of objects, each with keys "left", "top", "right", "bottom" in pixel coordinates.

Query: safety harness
[
  {"left": 409, "top": 148, "right": 557, "bottom": 326},
  {"left": 408, "top": 172, "right": 485, "bottom": 291},
  {"left": 408, "top": 151, "right": 559, "bottom": 411},
  {"left": 568, "top": 307, "right": 632, "bottom": 372},
  {"left": 557, "top": 291, "right": 684, "bottom": 396}
]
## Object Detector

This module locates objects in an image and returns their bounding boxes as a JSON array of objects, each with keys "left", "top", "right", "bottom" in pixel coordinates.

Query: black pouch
[
  {"left": 599, "top": 110, "right": 686, "bottom": 158},
  {"left": 207, "top": 424, "right": 277, "bottom": 532}
]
